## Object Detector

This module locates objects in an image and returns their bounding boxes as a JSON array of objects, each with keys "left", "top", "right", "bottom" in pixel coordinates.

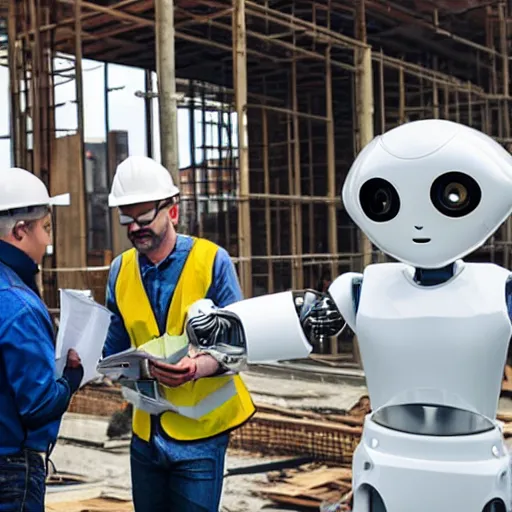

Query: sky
[{"left": 0, "top": 55, "right": 237, "bottom": 171}]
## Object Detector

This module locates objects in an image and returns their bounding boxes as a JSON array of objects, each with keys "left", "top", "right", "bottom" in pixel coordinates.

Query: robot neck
[{"left": 413, "top": 263, "right": 455, "bottom": 287}]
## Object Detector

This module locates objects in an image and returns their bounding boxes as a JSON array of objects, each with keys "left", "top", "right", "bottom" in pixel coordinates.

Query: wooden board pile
[{"left": 260, "top": 464, "right": 352, "bottom": 511}]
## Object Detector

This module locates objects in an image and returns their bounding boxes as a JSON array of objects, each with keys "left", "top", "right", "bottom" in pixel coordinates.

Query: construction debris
[
  {"left": 503, "top": 365, "right": 512, "bottom": 394},
  {"left": 259, "top": 463, "right": 352, "bottom": 510},
  {"left": 58, "top": 412, "right": 130, "bottom": 452},
  {"left": 45, "top": 473, "right": 131, "bottom": 510}
]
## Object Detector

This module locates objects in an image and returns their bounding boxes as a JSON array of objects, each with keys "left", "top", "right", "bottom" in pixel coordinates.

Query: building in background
[{"left": 85, "top": 138, "right": 110, "bottom": 254}]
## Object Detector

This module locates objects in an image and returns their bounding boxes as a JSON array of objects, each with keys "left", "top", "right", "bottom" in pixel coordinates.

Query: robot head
[{"left": 342, "top": 119, "right": 512, "bottom": 268}]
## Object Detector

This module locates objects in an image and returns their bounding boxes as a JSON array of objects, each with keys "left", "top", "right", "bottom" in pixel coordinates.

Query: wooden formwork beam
[
  {"left": 291, "top": 58, "right": 304, "bottom": 290},
  {"left": 354, "top": 0, "right": 373, "bottom": 270},
  {"left": 155, "top": 0, "right": 180, "bottom": 188},
  {"left": 261, "top": 104, "right": 274, "bottom": 294},
  {"left": 325, "top": 49, "right": 337, "bottom": 284},
  {"left": 56, "top": 0, "right": 153, "bottom": 27},
  {"left": 233, "top": 0, "right": 253, "bottom": 297}
]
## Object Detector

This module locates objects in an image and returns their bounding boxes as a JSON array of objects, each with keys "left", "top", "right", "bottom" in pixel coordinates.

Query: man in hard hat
[
  {"left": 103, "top": 155, "right": 255, "bottom": 512},
  {"left": 0, "top": 167, "right": 84, "bottom": 511}
]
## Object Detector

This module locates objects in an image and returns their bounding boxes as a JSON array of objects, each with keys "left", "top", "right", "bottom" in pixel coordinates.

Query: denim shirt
[{"left": 103, "top": 234, "right": 243, "bottom": 357}]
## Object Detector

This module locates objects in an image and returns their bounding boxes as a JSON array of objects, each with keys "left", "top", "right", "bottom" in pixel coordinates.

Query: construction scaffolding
[{"left": 4, "top": 0, "right": 512, "bottom": 356}]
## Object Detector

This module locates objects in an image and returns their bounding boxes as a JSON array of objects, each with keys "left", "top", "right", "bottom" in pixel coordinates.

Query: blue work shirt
[
  {"left": 104, "top": 234, "right": 243, "bottom": 357},
  {"left": 0, "top": 241, "right": 72, "bottom": 456}
]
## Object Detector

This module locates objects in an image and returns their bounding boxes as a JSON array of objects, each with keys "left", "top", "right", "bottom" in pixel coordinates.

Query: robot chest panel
[
  {"left": 355, "top": 263, "right": 511, "bottom": 415},
  {"left": 357, "top": 262, "right": 509, "bottom": 328}
]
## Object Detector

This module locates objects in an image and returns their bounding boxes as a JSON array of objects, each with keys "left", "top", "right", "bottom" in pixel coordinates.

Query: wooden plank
[
  {"left": 263, "top": 484, "right": 315, "bottom": 498},
  {"left": 264, "top": 493, "right": 321, "bottom": 508},
  {"left": 232, "top": 0, "right": 253, "bottom": 297},
  {"left": 50, "top": 134, "right": 87, "bottom": 290},
  {"left": 286, "top": 467, "right": 352, "bottom": 488},
  {"left": 308, "top": 486, "right": 351, "bottom": 501},
  {"left": 255, "top": 403, "right": 364, "bottom": 427},
  {"left": 254, "top": 412, "right": 363, "bottom": 435},
  {"left": 325, "top": 45, "right": 337, "bottom": 355},
  {"left": 46, "top": 497, "right": 133, "bottom": 512}
]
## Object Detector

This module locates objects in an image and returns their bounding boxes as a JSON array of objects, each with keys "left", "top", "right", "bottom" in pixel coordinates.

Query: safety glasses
[{"left": 118, "top": 198, "right": 177, "bottom": 227}]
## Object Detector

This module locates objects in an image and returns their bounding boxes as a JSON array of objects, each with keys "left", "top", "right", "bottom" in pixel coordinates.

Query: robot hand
[
  {"left": 296, "top": 289, "right": 346, "bottom": 344},
  {"left": 185, "top": 299, "right": 248, "bottom": 372}
]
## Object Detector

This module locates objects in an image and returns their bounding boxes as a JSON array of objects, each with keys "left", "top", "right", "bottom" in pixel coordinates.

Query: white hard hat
[
  {"left": 108, "top": 156, "right": 180, "bottom": 207},
  {"left": 0, "top": 167, "right": 70, "bottom": 213}
]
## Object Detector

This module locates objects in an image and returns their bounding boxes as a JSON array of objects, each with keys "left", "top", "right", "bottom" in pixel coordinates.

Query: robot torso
[{"left": 355, "top": 261, "right": 511, "bottom": 420}]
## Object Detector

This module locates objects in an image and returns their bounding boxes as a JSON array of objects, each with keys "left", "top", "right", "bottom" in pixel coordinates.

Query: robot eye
[
  {"left": 359, "top": 178, "right": 400, "bottom": 223},
  {"left": 430, "top": 171, "right": 481, "bottom": 218}
]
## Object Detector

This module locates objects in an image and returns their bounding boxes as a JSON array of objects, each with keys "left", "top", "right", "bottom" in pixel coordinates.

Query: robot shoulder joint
[{"left": 327, "top": 272, "right": 362, "bottom": 332}]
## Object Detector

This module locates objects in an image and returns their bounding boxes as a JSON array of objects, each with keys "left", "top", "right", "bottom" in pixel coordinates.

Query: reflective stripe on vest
[
  {"left": 122, "top": 378, "right": 238, "bottom": 420},
  {"left": 114, "top": 236, "right": 255, "bottom": 442}
]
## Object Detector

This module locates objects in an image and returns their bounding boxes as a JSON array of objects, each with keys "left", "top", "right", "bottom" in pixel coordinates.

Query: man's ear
[
  {"left": 169, "top": 204, "right": 179, "bottom": 226},
  {"left": 12, "top": 222, "right": 27, "bottom": 241}
]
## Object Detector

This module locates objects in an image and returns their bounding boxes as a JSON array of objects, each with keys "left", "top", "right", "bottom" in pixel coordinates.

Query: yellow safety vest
[{"left": 115, "top": 237, "right": 255, "bottom": 442}]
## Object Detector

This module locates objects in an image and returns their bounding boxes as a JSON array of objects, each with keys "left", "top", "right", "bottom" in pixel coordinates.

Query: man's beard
[{"left": 128, "top": 225, "right": 167, "bottom": 254}]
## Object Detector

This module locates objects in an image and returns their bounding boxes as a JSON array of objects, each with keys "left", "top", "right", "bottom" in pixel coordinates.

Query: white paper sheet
[
  {"left": 96, "top": 339, "right": 189, "bottom": 381},
  {"left": 55, "top": 289, "right": 112, "bottom": 387}
]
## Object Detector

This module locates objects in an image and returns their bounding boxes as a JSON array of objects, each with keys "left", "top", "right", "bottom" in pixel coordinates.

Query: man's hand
[
  {"left": 149, "top": 357, "right": 197, "bottom": 388},
  {"left": 63, "top": 348, "right": 84, "bottom": 394},
  {"left": 66, "top": 348, "right": 82, "bottom": 368}
]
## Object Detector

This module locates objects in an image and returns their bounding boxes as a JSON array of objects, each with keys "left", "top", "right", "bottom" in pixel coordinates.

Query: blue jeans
[
  {"left": 130, "top": 431, "right": 230, "bottom": 512},
  {"left": 0, "top": 450, "right": 46, "bottom": 512}
]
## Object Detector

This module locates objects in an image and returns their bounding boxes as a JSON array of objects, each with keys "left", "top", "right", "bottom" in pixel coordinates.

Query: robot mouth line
[{"left": 413, "top": 238, "right": 431, "bottom": 244}]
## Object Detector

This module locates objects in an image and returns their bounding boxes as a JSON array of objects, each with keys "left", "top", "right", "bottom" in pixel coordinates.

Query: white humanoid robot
[{"left": 186, "top": 119, "right": 512, "bottom": 512}]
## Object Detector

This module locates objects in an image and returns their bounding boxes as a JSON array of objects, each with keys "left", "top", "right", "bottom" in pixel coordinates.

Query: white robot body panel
[
  {"left": 223, "top": 291, "right": 313, "bottom": 363},
  {"left": 327, "top": 272, "right": 362, "bottom": 332},
  {"left": 356, "top": 261, "right": 511, "bottom": 418},
  {"left": 352, "top": 416, "right": 511, "bottom": 512}
]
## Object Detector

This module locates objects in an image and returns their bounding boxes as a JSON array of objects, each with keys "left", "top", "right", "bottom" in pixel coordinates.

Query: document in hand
[
  {"left": 55, "top": 289, "right": 113, "bottom": 387},
  {"left": 96, "top": 332, "right": 189, "bottom": 381}
]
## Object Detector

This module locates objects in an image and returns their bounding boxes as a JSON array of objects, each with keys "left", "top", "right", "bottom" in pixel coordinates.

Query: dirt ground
[
  {"left": 50, "top": 441, "right": 290, "bottom": 512},
  {"left": 49, "top": 368, "right": 512, "bottom": 512}
]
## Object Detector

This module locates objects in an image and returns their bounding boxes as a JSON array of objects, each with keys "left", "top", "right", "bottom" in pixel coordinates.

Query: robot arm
[
  {"left": 185, "top": 272, "right": 363, "bottom": 372},
  {"left": 186, "top": 291, "right": 315, "bottom": 372}
]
